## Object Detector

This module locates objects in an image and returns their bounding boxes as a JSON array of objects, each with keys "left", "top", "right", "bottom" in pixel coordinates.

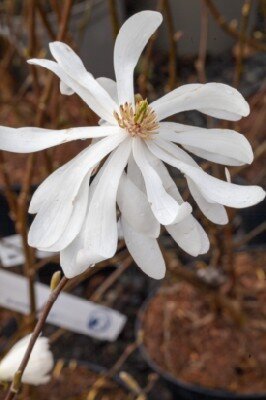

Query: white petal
[
  {"left": 96, "top": 77, "right": 118, "bottom": 103},
  {"left": 49, "top": 42, "right": 118, "bottom": 113},
  {"left": 37, "top": 173, "right": 90, "bottom": 252},
  {"left": 0, "top": 125, "right": 119, "bottom": 153},
  {"left": 121, "top": 217, "right": 165, "bottom": 279},
  {"left": 151, "top": 83, "right": 250, "bottom": 121},
  {"left": 180, "top": 163, "right": 266, "bottom": 209},
  {"left": 29, "top": 133, "right": 126, "bottom": 249},
  {"left": 159, "top": 123, "right": 253, "bottom": 166},
  {"left": 225, "top": 167, "right": 231, "bottom": 183},
  {"left": 28, "top": 58, "right": 116, "bottom": 124},
  {"left": 114, "top": 11, "right": 162, "bottom": 105},
  {"left": 80, "top": 138, "right": 132, "bottom": 262},
  {"left": 60, "top": 225, "right": 93, "bottom": 278},
  {"left": 149, "top": 140, "right": 265, "bottom": 209},
  {"left": 60, "top": 80, "right": 74, "bottom": 95},
  {"left": 148, "top": 139, "right": 265, "bottom": 208},
  {"left": 117, "top": 173, "right": 160, "bottom": 237},
  {"left": 187, "top": 178, "right": 228, "bottom": 224},
  {"left": 127, "top": 154, "right": 146, "bottom": 191},
  {"left": 0, "top": 335, "right": 53, "bottom": 386},
  {"left": 166, "top": 215, "right": 209, "bottom": 256},
  {"left": 132, "top": 138, "right": 191, "bottom": 225}
]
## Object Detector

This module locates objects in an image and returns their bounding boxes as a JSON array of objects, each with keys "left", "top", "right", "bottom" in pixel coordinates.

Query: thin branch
[
  {"left": 195, "top": 0, "right": 208, "bottom": 83},
  {"left": 204, "top": 0, "right": 266, "bottom": 52},
  {"left": 108, "top": 0, "right": 120, "bottom": 39},
  {"left": 4, "top": 277, "right": 69, "bottom": 400},
  {"left": 162, "top": 0, "right": 177, "bottom": 89}
]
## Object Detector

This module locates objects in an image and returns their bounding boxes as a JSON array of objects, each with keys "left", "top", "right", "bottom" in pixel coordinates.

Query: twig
[
  {"left": 234, "top": 221, "right": 266, "bottom": 248},
  {"left": 234, "top": 0, "right": 253, "bottom": 87},
  {"left": 162, "top": 0, "right": 177, "bottom": 89},
  {"left": 195, "top": 0, "right": 208, "bottom": 83},
  {"left": 90, "top": 256, "right": 132, "bottom": 302},
  {"left": 204, "top": 0, "right": 266, "bottom": 51},
  {"left": 36, "top": 1, "right": 56, "bottom": 40},
  {"left": 108, "top": 0, "right": 120, "bottom": 39},
  {"left": 4, "top": 277, "right": 69, "bottom": 400}
]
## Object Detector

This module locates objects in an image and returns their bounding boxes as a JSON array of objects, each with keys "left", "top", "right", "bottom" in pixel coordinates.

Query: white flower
[
  {"left": 0, "top": 11, "right": 264, "bottom": 280},
  {"left": 0, "top": 335, "right": 54, "bottom": 385}
]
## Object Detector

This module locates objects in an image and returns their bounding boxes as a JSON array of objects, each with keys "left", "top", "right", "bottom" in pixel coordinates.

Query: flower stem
[{"left": 4, "top": 276, "right": 68, "bottom": 400}]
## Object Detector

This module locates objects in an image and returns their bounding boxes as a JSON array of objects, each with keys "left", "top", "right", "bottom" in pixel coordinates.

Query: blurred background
[{"left": 0, "top": 1, "right": 265, "bottom": 399}]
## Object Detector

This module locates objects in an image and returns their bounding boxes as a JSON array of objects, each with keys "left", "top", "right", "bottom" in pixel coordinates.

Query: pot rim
[{"left": 136, "top": 289, "right": 266, "bottom": 400}]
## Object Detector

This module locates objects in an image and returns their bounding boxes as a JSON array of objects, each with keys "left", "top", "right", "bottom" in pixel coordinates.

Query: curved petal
[
  {"left": 0, "top": 125, "right": 119, "bottom": 153},
  {"left": 187, "top": 178, "right": 228, "bottom": 225},
  {"left": 49, "top": 42, "right": 118, "bottom": 113},
  {"left": 28, "top": 58, "right": 116, "bottom": 124},
  {"left": 60, "top": 224, "right": 93, "bottom": 278},
  {"left": 121, "top": 217, "right": 166, "bottom": 279},
  {"left": 117, "top": 173, "right": 160, "bottom": 238},
  {"left": 37, "top": 173, "right": 91, "bottom": 252},
  {"left": 80, "top": 138, "right": 132, "bottom": 262},
  {"left": 159, "top": 123, "right": 253, "bottom": 166},
  {"left": 96, "top": 77, "right": 118, "bottom": 103},
  {"left": 179, "top": 162, "right": 266, "bottom": 209},
  {"left": 132, "top": 138, "right": 192, "bottom": 225},
  {"left": 28, "top": 133, "right": 126, "bottom": 249},
  {"left": 60, "top": 81, "right": 74, "bottom": 95},
  {"left": 148, "top": 140, "right": 265, "bottom": 209},
  {"left": 151, "top": 83, "right": 250, "bottom": 121},
  {"left": 166, "top": 215, "right": 209, "bottom": 256},
  {"left": 114, "top": 11, "right": 162, "bottom": 105}
]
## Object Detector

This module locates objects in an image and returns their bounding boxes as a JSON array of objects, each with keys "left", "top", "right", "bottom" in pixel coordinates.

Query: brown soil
[
  {"left": 0, "top": 364, "right": 129, "bottom": 400},
  {"left": 142, "top": 251, "right": 266, "bottom": 395}
]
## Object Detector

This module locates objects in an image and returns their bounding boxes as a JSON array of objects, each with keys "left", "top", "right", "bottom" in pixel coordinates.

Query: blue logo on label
[{"left": 87, "top": 309, "right": 111, "bottom": 333}]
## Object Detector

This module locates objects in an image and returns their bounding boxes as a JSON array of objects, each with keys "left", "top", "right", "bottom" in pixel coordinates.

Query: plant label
[{"left": 0, "top": 269, "right": 126, "bottom": 341}]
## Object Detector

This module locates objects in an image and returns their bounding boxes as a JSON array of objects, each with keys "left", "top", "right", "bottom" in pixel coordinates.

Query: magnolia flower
[
  {"left": 0, "top": 335, "right": 54, "bottom": 385},
  {"left": 0, "top": 11, "right": 264, "bottom": 279}
]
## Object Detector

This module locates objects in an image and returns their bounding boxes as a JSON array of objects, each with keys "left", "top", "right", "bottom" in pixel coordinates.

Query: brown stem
[
  {"left": 195, "top": 0, "right": 208, "bottom": 83},
  {"left": 36, "top": 1, "right": 56, "bottom": 40},
  {"left": 162, "top": 0, "right": 177, "bottom": 89},
  {"left": 90, "top": 256, "right": 132, "bottom": 302},
  {"left": 4, "top": 277, "right": 68, "bottom": 400},
  {"left": 204, "top": 0, "right": 266, "bottom": 51},
  {"left": 108, "top": 0, "right": 120, "bottom": 39},
  {"left": 234, "top": 0, "right": 253, "bottom": 87},
  {"left": 28, "top": 0, "right": 40, "bottom": 95}
]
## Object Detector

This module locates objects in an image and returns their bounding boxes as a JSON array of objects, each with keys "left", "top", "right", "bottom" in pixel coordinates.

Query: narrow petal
[
  {"left": 37, "top": 173, "right": 90, "bottom": 252},
  {"left": 179, "top": 163, "right": 266, "bottom": 209},
  {"left": 60, "top": 81, "right": 74, "bottom": 95},
  {"left": 132, "top": 138, "right": 192, "bottom": 225},
  {"left": 121, "top": 217, "right": 166, "bottom": 279},
  {"left": 49, "top": 42, "right": 118, "bottom": 113},
  {"left": 114, "top": 11, "right": 162, "bottom": 105},
  {"left": 148, "top": 140, "right": 265, "bottom": 209},
  {"left": 187, "top": 178, "right": 228, "bottom": 225},
  {"left": 151, "top": 83, "right": 250, "bottom": 121},
  {"left": 166, "top": 215, "right": 209, "bottom": 256},
  {"left": 28, "top": 133, "right": 126, "bottom": 249},
  {"left": 28, "top": 58, "right": 116, "bottom": 124},
  {"left": 96, "top": 77, "right": 118, "bottom": 103},
  {"left": 60, "top": 225, "right": 91, "bottom": 278},
  {"left": 80, "top": 138, "right": 132, "bottom": 261},
  {"left": 159, "top": 122, "right": 253, "bottom": 166},
  {"left": 0, "top": 125, "right": 120, "bottom": 153},
  {"left": 117, "top": 173, "right": 160, "bottom": 238}
]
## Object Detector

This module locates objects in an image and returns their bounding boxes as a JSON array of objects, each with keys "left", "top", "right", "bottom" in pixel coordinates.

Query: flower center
[{"left": 114, "top": 95, "right": 159, "bottom": 139}]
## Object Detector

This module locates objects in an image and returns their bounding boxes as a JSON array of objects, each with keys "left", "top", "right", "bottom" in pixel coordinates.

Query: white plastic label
[
  {"left": 0, "top": 234, "right": 56, "bottom": 267},
  {"left": 0, "top": 269, "right": 126, "bottom": 341}
]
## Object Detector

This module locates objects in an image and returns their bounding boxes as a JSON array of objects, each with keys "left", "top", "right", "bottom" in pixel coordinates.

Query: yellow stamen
[{"left": 114, "top": 97, "right": 159, "bottom": 139}]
